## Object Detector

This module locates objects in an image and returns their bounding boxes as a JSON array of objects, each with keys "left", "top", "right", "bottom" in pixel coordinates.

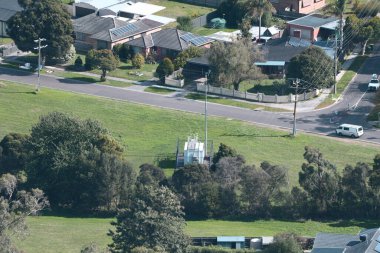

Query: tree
[
  {"left": 156, "top": 58, "right": 174, "bottom": 82},
  {"left": 208, "top": 39, "right": 263, "bottom": 90},
  {"left": 75, "top": 56, "right": 83, "bottom": 69},
  {"left": 132, "top": 53, "right": 145, "bottom": 69},
  {"left": 7, "top": 0, "right": 73, "bottom": 63},
  {"left": 212, "top": 143, "right": 239, "bottom": 165},
  {"left": 113, "top": 43, "right": 134, "bottom": 61},
  {"left": 173, "top": 46, "right": 203, "bottom": 70},
  {"left": 298, "top": 147, "right": 340, "bottom": 215},
  {"left": 93, "top": 49, "right": 120, "bottom": 80},
  {"left": 213, "top": 157, "right": 245, "bottom": 189},
  {"left": 341, "top": 162, "right": 371, "bottom": 217},
  {"left": 326, "top": 0, "right": 347, "bottom": 52},
  {"left": 176, "top": 16, "right": 193, "bottom": 32},
  {"left": 26, "top": 112, "right": 130, "bottom": 211},
  {"left": 264, "top": 233, "right": 303, "bottom": 253},
  {"left": 356, "top": 26, "right": 373, "bottom": 55},
  {"left": 0, "top": 133, "right": 29, "bottom": 174},
  {"left": 238, "top": 17, "right": 253, "bottom": 39},
  {"left": 137, "top": 163, "right": 166, "bottom": 186},
  {"left": 109, "top": 185, "right": 190, "bottom": 253},
  {"left": 0, "top": 173, "right": 49, "bottom": 252},
  {"left": 245, "top": 0, "right": 275, "bottom": 41},
  {"left": 171, "top": 163, "right": 213, "bottom": 217},
  {"left": 217, "top": 0, "right": 247, "bottom": 27},
  {"left": 287, "top": 47, "right": 335, "bottom": 89},
  {"left": 343, "top": 15, "right": 360, "bottom": 51}
]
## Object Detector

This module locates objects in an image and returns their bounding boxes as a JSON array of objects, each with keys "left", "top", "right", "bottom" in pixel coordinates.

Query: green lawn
[
  {"left": 146, "top": 0, "right": 215, "bottom": 19},
  {"left": 144, "top": 86, "right": 176, "bottom": 94},
  {"left": 192, "top": 27, "right": 237, "bottom": 36},
  {"left": 239, "top": 79, "right": 288, "bottom": 95},
  {"left": 0, "top": 81, "right": 379, "bottom": 187},
  {"left": 0, "top": 37, "right": 14, "bottom": 45},
  {"left": 185, "top": 93, "right": 290, "bottom": 112},
  {"left": 15, "top": 216, "right": 379, "bottom": 253}
]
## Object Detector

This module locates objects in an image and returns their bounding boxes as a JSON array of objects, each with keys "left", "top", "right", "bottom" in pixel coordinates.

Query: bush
[
  {"left": 100, "top": 75, "right": 106, "bottom": 82},
  {"left": 74, "top": 56, "right": 83, "bottom": 69},
  {"left": 113, "top": 43, "right": 134, "bottom": 61},
  {"left": 132, "top": 53, "right": 145, "bottom": 69},
  {"left": 176, "top": 16, "right": 193, "bottom": 32},
  {"left": 85, "top": 49, "right": 97, "bottom": 70},
  {"left": 156, "top": 58, "right": 174, "bottom": 82}
]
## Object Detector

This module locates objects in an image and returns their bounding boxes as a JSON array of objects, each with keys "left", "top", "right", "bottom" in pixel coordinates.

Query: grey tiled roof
[
  {"left": 262, "top": 44, "right": 306, "bottom": 62},
  {"left": 313, "top": 233, "right": 359, "bottom": 249},
  {"left": 0, "top": 0, "right": 22, "bottom": 22},
  {"left": 287, "top": 14, "right": 338, "bottom": 28},
  {"left": 126, "top": 28, "right": 213, "bottom": 51},
  {"left": 73, "top": 13, "right": 127, "bottom": 36}
]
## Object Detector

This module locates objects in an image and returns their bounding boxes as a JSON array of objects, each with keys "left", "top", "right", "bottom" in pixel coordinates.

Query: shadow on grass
[
  {"left": 154, "top": 154, "right": 176, "bottom": 169},
  {"left": 328, "top": 219, "right": 380, "bottom": 229},
  {"left": 0, "top": 91, "right": 36, "bottom": 95},
  {"left": 221, "top": 133, "right": 292, "bottom": 138}
]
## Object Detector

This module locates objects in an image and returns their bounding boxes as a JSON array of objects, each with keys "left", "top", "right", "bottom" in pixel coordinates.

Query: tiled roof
[
  {"left": 0, "top": 0, "right": 23, "bottom": 22},
  {"left": 73, "top": 13, "right": 128, "bottom": 36}
]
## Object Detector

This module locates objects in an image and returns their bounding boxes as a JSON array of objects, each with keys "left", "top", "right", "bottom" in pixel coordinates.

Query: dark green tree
[
  {"left": 0, "top": 133, "right": 29, "bottom": 174},
  {"left": 173, "top": 46, "right": 203, "bottom": 70},
  {"left": 109, "top": 185, "right": 190, "bottom": 253},
  {"left": 245, "top": 0, "right": 275, "bottom": 41},
  {"left": 93, "top": 49, "right": 120, "bottom": 80},
  {"left": 26, "top": 112, "right": 127, "bottom": 210},
  {"left": 137, "top": 163, "right": 166, "bottom": 186},
  {"left": 287, "top": 47, "right": 335, "bottom": 89},
  {"left": 217, "top": 0, "right": 247, "bottom": 27},
  {"left": 212, "top": 143, "right": 238, "bottom": 164},
  {"left": 298, "top": 147, "right": 340, "bottom": 215},
  {"left": 156, "top": 58, "right": 174, "bottom": 82},
  {"left": 264, "top": 233, "right": 303, "bottom": 253},
  {"left": 7, "top": 0, "right": 73, "bottom": 62},
  {"left": 176, "top": 16, "right": 193, "bottom": 32}
]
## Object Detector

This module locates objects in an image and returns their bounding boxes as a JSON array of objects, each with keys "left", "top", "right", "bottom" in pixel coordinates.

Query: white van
[{"left": 336, "top": 124, "right": 364, "bottom": 138}]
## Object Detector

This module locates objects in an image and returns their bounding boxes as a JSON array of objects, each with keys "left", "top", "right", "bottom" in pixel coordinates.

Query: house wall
[
  {"left": 0, "top": 21, "right": 7, "bottom": 37},
  {"left": 270, "top": 0, "right": 325, "bottom": 14},
  {"left": 288, "top": 24, "right": 315, "bottom": 41}
]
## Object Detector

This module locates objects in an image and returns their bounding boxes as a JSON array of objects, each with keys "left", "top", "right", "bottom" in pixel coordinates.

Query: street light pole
[
  {"left": 33, "top": 38, "right": 47, "bottom": 93},
  {"left": 204, "top": 72, "right": 208, "bottom": 157},
  {"left": 334, "top": 28, "right": 338, "bottom": 94},
  {"left": 292, "top": 78, "right": 299, "bottom": 136}
]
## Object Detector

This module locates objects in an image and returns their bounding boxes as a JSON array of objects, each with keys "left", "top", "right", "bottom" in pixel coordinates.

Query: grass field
[
  {"left": 147, "top": 0, "right": 215, "bottom": 19},
  {"left": 15, "top": 216, "right": 379, "bottom": 253},
  {"left": 0, "top": 81, "right": 379, "bottom": 186}
]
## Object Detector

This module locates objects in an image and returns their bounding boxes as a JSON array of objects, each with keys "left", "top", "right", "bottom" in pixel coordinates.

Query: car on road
[
  {"left": 336, "top": 124, "right": 364, "bottom": 138},
  {"left": 368, "top": 74, "right": 380, "bottom": 91}
]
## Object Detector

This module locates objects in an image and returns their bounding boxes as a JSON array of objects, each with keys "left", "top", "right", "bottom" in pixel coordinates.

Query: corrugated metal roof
[
  {"left": 217, "top": 236, "right": 245, "bottom": 242},
  {"left": 0, "top": 0, "right": 23, "bottom": 22},
  {"left": 255, "top": 61, "right": 286, "bottom": 66},
  {"left": 288, "top": 14, "right": 338, "bottom": 28}
]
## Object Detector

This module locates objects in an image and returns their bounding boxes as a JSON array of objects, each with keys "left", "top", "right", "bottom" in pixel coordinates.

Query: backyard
[{"left": 146, "top": 0, "right": 215, "bottom": 19}]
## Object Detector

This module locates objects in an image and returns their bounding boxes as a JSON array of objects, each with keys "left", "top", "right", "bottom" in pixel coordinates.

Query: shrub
[
  {"left": 176, "top": 16, "right": 193, "bottom": 31},
  {"left": 132, "top": 53, "right": 145, "bottom": 69},
  {"left": 156, "top": 58, "right": 174, "bottom": 82},
  {"left": 74, "top": 56, "right": 83, "bottom": 69},
  {"left": 188, "top": 246, "right": 256, "bottom": 253}
]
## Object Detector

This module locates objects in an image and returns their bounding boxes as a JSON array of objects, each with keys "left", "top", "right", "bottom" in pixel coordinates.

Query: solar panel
[
  {"left": 111, "top": 23, "right": 138, "bottom": 37},
  {"left": 180, "top": 33, "right": 197, "bottom": 42},
  {"left": 375, "top": 243, "right": 380, "bottom": 253},
  {"left": 190, "top": 37, "right": 210, "bottom": 46}
]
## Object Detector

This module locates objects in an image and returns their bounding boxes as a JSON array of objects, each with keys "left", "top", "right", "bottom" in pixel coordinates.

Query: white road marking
[{"left": 351, "top": 90, "right": 368, "bottom": 110}]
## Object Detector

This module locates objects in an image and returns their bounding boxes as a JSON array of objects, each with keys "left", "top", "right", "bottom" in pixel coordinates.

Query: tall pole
[
  {"left": 34, "top": 38, "right": 47, "bottom": 93},
  {"left": 292, "top": 78, "right": 299, "bottom": 136},
  {"left": 204, "top": 73, "right": 208, "bottom": 157},
  {"left": 334, "top": 29, "right": 338, "bottom": 94}
]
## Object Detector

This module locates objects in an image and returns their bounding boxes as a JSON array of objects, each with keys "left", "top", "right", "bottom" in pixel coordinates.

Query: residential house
[
  {"left": 73, "top": 0, "right": 165, "bottom": 18},
  {"left": 256, "top": 39, "right": 307, "bottom": 76},
  {"left": 269, "top": 0, "right": 326, "bottom": 14},
  {"left": 311, "top": 227, "right": 380, "bottom": 253},
  {"left": 73, "top": 13, "right": 164, "bottom": 51},
  {"left": 125, "top": 28, "right": 214, "bottom": 59},
  {"left": 287, "top": 14, "right": 339, "bottom": 42},
  {"left": 0, "top": 0, "right": 22, "bottom": 37}
]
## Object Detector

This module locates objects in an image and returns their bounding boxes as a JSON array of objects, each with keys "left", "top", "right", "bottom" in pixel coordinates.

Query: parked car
[
  {"left": 369, "top": 74, "right": 380, "bottom": 91},
  {"left": 336, "top": 124, "right": 364, "bottom": 138}
]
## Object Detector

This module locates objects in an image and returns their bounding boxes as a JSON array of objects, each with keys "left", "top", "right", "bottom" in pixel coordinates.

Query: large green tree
[
  {"left": 26, "top": 112, "right": 131, "bottom": 211},
  {"left": 7, "top": 0, "right": 73, "bottom": 62},
  {"left": 326, "top": 0, "right": 347, "bottom": 51},
  {"left": 0, "top": 133, "right": 29, "bottom": 174},
  {"left": 109, "top": 185, "right": 190, "bottom": 253},
  {"left": 245, "top": 0, "right": 275, "bottom": 40},
  {"left": 287, "top": 47, "right": 335, "bottom": 89},
  {"left": 208, "top": 39, "right": 263, "bottom": 90}
]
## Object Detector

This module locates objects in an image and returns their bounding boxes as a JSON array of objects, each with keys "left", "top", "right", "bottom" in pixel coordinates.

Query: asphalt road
[{"left": 0, "top": 52, "right": 379, "bottom": 145}]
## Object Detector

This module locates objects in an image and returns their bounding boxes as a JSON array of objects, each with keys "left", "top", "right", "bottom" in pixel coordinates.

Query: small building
[
  {"left": 184, "top": 135, "right": 205, "bottom": 165},
  {"left": 269, "top": 0, "right": 326, "bottom": 14},
  {"left": 287, "top": 14, "right": 339, "bottom": 42},
  {"left": 217, "top": 236, "right": 245, "bottom": 249},
  {"left": 0, "top": 0, "right": 23, "bottom": 37},
  {"left": 126, "top": 28, "right": 214, "bottom": 59}
]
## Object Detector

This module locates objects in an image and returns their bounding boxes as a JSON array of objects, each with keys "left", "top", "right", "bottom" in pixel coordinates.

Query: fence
[
  {"left": 0, "top": 44, "right": 19, "bottom": 57},
  {"left": 196, "top": 83, "right": 319, "bottom": 103},
  {"left": 181, "top": 0, "right": 225, "bottom": 8},
  {"left": 191, "top": 10, "right": 219, "bottom": 28}
]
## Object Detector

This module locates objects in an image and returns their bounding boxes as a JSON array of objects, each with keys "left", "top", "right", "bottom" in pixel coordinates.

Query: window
[
  {"left": 343, "top": 127, "right": 349, "bottom": 131},
  {"left": 97, "top": 40, "right": 108, "bottom": 50},
  {"left": 76, "top": 32, "right": 86, "bottom": 41}
]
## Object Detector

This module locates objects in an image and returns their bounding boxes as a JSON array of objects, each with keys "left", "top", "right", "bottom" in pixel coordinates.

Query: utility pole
[
  {"left": 334, "top": 28, "right": 338, "bottom": 94},
  {"left": 204, "top": 72, "right": 208, "bottom": 157},
  {"left": 33, "top": 38, "right": 47, "bottom": 93},
  {"left": 292, "top": 78, "right": 300, "bottom": 136}
]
